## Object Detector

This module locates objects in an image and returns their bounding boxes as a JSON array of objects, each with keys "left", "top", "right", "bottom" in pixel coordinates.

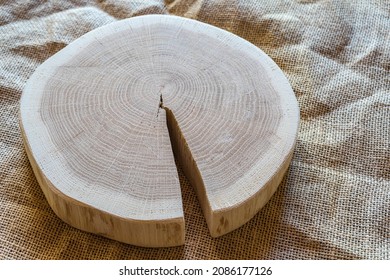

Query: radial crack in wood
[
  {"left": 163, "top": 106, "right": 211, "bottom": 231},
  {"left": 19, "top": 15, "right": 299, "bottom": 247}
]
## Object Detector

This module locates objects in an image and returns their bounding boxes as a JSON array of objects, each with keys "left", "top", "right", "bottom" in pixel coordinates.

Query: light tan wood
[{"left": 19, "top": 15, "right": 299, "bottom": 247}]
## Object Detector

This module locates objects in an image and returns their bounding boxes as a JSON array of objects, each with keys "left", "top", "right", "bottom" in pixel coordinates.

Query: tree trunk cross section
[{"left": 20, "top": 15, "right": 299, "bottom": 247}]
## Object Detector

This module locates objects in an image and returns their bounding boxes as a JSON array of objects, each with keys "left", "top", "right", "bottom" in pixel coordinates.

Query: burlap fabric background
[{"left": 0, "top": 0, "right": 389, "bottom": 259}]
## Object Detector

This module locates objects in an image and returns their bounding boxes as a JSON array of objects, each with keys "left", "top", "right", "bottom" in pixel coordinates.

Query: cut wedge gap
[{"left": 162, "top": 105, "right": 214, "bottom": 235}]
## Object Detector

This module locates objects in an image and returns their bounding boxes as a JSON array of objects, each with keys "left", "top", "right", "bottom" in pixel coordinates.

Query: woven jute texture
[{"left": 1, "top": 0, "right": 389, "bottom": 259}]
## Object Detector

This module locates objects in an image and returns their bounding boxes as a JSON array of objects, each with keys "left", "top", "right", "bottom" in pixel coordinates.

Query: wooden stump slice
[{"left": 20, "top": 15, "right": 299, "bottom": 247}]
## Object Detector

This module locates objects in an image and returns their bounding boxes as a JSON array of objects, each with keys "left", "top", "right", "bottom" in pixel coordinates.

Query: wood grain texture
[{"left": 19, "top": 15, "right": 299, "bottom": 247}]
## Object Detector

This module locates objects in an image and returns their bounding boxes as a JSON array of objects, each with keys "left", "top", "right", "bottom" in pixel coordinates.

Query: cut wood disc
[{"left": 20, "top": 15, "right": 299, "bottom": 247}]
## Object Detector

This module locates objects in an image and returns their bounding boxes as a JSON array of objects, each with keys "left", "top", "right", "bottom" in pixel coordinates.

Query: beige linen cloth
[{"left": 0, "top": 0, "right": 389, "bottom": 259}]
